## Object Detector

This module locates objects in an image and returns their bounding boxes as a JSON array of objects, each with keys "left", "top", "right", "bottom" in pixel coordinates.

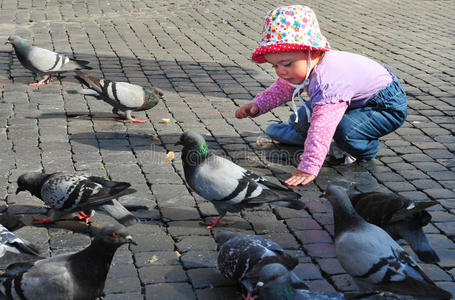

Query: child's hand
[
  {"left": 285, "top": 170, "right": 316, "bottom": 186},
  {"left": 235, "top": 103, "right": 259, "bottom": 119}
]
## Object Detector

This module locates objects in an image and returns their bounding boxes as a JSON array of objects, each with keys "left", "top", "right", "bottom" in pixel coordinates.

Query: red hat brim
[{"left": 251, "top": 43, "right": 330, "bottom": 63}]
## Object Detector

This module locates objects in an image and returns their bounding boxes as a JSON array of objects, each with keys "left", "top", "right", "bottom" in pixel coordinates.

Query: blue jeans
[{"left": 265, "top": 68, "right": 407, "bottom": 160}]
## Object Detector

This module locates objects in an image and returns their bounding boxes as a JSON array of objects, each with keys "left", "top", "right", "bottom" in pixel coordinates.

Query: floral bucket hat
[{"left": 251, "top": 5, "right": 330, "bottom": 63}]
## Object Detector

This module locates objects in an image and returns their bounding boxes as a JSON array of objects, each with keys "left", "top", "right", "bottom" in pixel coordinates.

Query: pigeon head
[
  {"left": 6, "top": 35, "right": 27, "bottom": 47},
  {"left": 176, "top": 131, "right": 207, "bottom": 149},
  {"left": 175, "top": 131, "right": 210, "bottom": 161},
  {"left": 215, "top": 231, "right": 236, "bottom": 246},
  {"left": 324, "top": 184, "right": 364, "bottom": 236},
  {"left": 144, "top": 87, "right": 164, "bottom": 107},
  {"left": 95, "top": 224, "right": 137, "bottom": 246},
  {"left": 256, "top": 263, "right": 307, "bottom": 299},
  {"left": 324, "top": 184, "right": 355, "bottom": 210},
  {"left": 16, "top": 172, "right": 49, "bottom": 197}
]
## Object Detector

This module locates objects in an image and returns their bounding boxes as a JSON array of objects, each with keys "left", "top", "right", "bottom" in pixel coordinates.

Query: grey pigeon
[
  {"left": 216, "top": 231, "right": 299, "bottom": 300},
  {"left": 16, "top": 172, "right": 138, "bottom": 226},
  {"left": 0, "top": 224, "right": 40, "bottom": 258},
  {"left": 325, "top": 184, "right": 451, "bottom": 300},
  {"left": 176, "top": 131, "right": 305, "bottom": 228},
  {"left": 255, "top": 263, "right": 345, "bottom": 300},
  {"left": 0, "top": 224, "right": 136, "bottom": 300},
  {"left": 6, "top": 34, "right": 91, "bottom": 86},
  {"left": 75, "top": 70, "right": 163, "bottom": 123},
  {"left": 349, "top": 191, "right": 440, "bottom": 263}
]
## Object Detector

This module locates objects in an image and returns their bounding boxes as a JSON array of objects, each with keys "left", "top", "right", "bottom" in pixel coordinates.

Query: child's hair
[{"left": 251, "top": 5, "right": 330, "bottom": 63}]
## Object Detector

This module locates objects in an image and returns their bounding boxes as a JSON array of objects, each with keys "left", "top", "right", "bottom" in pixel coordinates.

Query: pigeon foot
[
  {"left": 29, "top": 79, "right": 46, "bottom": 86},
  {"left": 128, "top": 118, "right": 147, "bottom": 123},
  {"left": 242, "top": 293, "right": 257, "bottom": 300},
  {"left": 33, "top": 217, "right": 54, "bottom": 224},
  {"left": 44, "top": 75, "right": 54, "bottom": 84},
  {"left": 116, "top": 112, "right": 127, "bottom": 119},
  {"left": 201, "top": 216, "right": 227, "bottom": 229},
  {"left": 29, "top": 75, "right": 53, "bottom": 86},
  {"left": 115, "top": 113, "right": 147, "bottom": 123},
  {"left": 76, "top": 211, "right": 95, "bottom": 223}
]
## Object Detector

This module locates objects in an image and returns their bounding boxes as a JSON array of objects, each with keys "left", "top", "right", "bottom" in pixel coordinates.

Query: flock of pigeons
[{"left": 0, "top": 35, "right": 451, "bottom": 300}]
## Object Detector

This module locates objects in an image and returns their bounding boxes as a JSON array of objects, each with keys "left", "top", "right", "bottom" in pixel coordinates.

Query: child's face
[{"left": 264, "top": 51, "right": 310, "bottom": 85}]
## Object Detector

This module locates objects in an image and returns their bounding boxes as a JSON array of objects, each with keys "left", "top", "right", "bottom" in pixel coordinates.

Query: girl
[{"left": 235, "top": 5, "right": 407, "bottom": 187}]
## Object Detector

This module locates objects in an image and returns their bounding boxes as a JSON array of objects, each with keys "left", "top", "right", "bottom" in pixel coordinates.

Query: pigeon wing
[
  {"left": 26, "top": 46, "right": 80, "bottom": 73},
  {"left": 218, "top": 234, "right": 287, "bottom": 281},
  {"left": 189, "top": 155, "right": 258, "bottom": 204},
  {"left": 41, "top": 174, "right": 133, "bottom": 211}
]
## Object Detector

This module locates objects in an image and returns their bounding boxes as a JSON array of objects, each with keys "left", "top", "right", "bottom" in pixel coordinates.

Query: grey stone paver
[{"left": 0, "top": 0, "right": 455, "bottom": 299}]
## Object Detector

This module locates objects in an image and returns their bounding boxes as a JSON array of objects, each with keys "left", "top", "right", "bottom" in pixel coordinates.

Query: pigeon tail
[
  {"left": 394, "top": 220, "right": 440, "bottom": 263},
  {"left": 78, "top": 88, "right": 100, "bottom": 96},
  {"left": 75, "top": 70, "right": 104, "bottom": 94},
  {"left": 269, "top": 199, "right": 305, "bottom": 210},
  {"left": 14, "top": 240, "right": 41, "bottom": 257},
  {"left": 62, "top": 59, "right": 92, "bottom": 71},
  {"left": 388, "top": 200, "right": 438, "bottom": 224},
  {"left": 99, "top": 199, "right": 139, "bottom": 227}
]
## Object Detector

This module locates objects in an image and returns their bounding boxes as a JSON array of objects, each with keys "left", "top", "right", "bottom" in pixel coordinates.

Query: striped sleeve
[{"left": 297, "top": 101, "right": 349, "bottom": 176}]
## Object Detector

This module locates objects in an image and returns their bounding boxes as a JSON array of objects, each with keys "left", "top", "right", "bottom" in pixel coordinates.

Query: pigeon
[
  {"left": 324, "top": 184, "right": 451, "bottom": 300},
  {"left": 216, "top": 231, "right": 299, "bottom": 300},
  {"left": 255, "top": 263, "right": 346, "bottom": 300},
  {"left": 176, "top": 131, "right": 305, "bottom": 228},
  {"left": 75, "top": 70, "right": 163, "bottom": 123},
  {"left": 0, "top": 224, "right": 40, "bottom": 258},
  {"left": 348, "top": 190, "right": 440, "bottom": 263},
  {"left": 16, "top": 172, "right": 138, "bottom": 226},
  {"left": 0, "top": 224, "right": 136, "bottom": 300},
  {"left": 6, "top": 34, "right": 91, "bottom": 86}
]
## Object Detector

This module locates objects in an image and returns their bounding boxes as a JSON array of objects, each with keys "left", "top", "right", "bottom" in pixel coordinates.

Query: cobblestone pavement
[{"left": 0, "top": 0, "right": 454, "bottom": 299}]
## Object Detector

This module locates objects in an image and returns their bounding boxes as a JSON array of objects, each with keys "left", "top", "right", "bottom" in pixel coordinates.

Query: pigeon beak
[
  {"left": 16, "top": 186, "right": 25, "bottom": 194},
  {"left": 290, "top": 272, "right": 307, "bottom": 289},
  {"left": 174, "top": 140, "right": 182, "bottom": 146},
  {"left": 126, "top": 235, "right": 137, "bottom": 245},
  {"left": 256, "top": 281, "right": 264, "bottom": 288},
  {"left": 5, "top": 41, "right": 10, "bottom": 45}
]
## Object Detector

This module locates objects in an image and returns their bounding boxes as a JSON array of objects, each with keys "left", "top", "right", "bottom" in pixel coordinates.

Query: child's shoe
[{"left": 329, "top": 142, "right": 357, "bottom": 165}]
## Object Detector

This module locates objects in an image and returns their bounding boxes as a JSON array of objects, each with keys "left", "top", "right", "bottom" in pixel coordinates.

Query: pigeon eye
[
  {"left": 271, "top": 275, "right": 277, "bottom": 281},
  {"left": 112, "top": 232, "right": 119, "bottom": 237},
  {"left": 184, "top": 136, "right": 189, "bottom": 141},
  {"left": 11, "top": 37, "right": 15, "bottom": 41}
]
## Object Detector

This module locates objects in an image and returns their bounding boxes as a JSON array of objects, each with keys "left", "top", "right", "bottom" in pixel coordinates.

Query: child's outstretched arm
[
  {"left": 235, "top": 102, "right": 259, "bottom": 118},
  {"left": 286, "top": 102, "right": 349, "bottom": 186},
  {"left": 235, "top": 78, "right": 295, "bottom": 119}
]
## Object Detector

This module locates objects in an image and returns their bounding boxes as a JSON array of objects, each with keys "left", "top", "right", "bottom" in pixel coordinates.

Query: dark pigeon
[
  {"left": 6, "top": 34, "right": 91, "bottom": 86},
  {"left": 176, "top": 131, "right": 305, "bottom": 228},
  {"left": 349, "top": 191, "right": 439, "bottom": 263},
  {"left": 16, "top": 172, "right": 138, "bottom": 226},
  {"left": 0, "top": 224, "right": 136, "bottom": 300},
  {"left": 324, "top": 184, "right": 451, "bottom": 300},
  {"left": 216, "top": 231, "right": 298, "bottom": 300},
  {"left": 75, "top": 71, "right": 163, "bottom": 123},
  {"left": 255, "top": 263, "right": 345, "bottom": 300}
]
